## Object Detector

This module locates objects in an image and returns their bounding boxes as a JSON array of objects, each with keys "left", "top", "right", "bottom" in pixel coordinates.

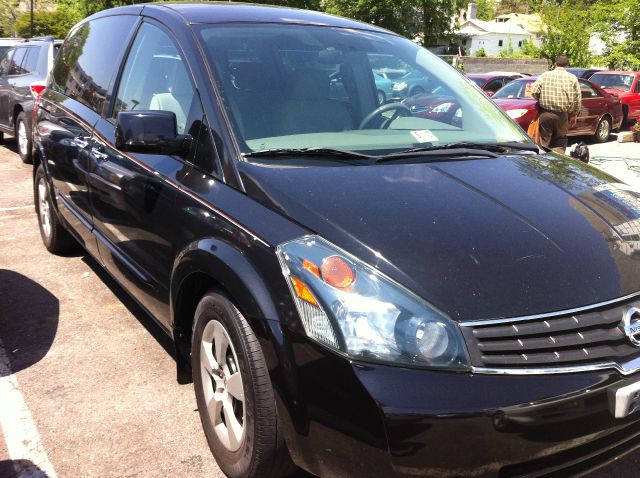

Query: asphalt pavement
[{"left": 1, "top": 135, "right": 639, "bottom": 477}]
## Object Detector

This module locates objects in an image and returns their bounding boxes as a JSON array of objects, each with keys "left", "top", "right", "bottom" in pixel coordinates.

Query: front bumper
[{"left": 274, "top": 335, "right": 640, "bottom": 478}]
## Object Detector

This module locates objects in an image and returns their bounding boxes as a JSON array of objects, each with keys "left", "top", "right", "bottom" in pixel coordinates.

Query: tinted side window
[
  {"left": 22, "top": 47, "right": 40, "bottom": 74},
  {"left": 0, "top": 49, "right": 13, "bottom": 76},
  {"left": 8, "top": 48, "right": 27, "bottom": 75},
  {"left": 113, "top": 23, "right": 199, "bottom": 136},
  {"left": 52, "top": 15, "right": 137, "bottom": 113}
]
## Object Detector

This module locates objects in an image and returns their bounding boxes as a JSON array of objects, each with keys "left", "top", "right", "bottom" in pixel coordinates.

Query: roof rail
[{"left": 24, "top": 36, "right": 55, "bottom": 42}]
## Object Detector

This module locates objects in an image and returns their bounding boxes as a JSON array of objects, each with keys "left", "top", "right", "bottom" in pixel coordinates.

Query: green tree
[
  {"left": 494, "top": 0, "right": 530, "bottom": 15},
  {"left": 0, "top": 0, "right": 21, "bottom": 37},
  {"left": 538, "top": 0, "right": 593, "bottom": 67},
  {"left": 476, "top": 0, "right": 497, "bottom": 20},
  {"left": 16, "top": 7, "right": 81, "bottom": 38},
  {"left": 322, "top": 0, "right": 417, "bottom": 37},
  {"left": 591, "top": 0, "right": 640, "bottom": 69}
]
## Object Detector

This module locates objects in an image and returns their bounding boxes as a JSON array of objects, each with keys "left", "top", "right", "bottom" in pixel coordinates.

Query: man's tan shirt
[{"left": 531, "top": 67, "right": 581, "bottom": 115}]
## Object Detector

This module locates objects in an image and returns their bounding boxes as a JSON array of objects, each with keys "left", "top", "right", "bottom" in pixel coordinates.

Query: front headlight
[
  {"left": 431, "top": 102, "right": 454, "bottom": 113},
  {"left": 506, "top": 108, "right": 529, "bottom": 119},
  {"left": 392, "top": 81, "right": 408, "bottom": 91},
  {"left": 276, "top": 236, "right": 469, "bottom": 370}
]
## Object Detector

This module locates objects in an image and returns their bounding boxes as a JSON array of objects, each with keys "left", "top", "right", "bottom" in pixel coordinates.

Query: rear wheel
[
  {"left": 35, "top": 165, "right": 75, "bottom": 253},
  {"left": 192, "top": 291, "right": 296, "bottom": 478},
  {"left": 16, "top": 112, "right": 32, "bottom": 164},
  {"left": 594, "top": 116, "right": 611, "bottom": 143}
]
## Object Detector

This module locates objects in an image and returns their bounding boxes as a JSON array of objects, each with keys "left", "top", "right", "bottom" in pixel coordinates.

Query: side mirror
[
  {"left": 485, "top": 90, "right": 495, "bottom": 97},
  {"left": 115, "top": 110, "right": 192, "bottom": 156}
]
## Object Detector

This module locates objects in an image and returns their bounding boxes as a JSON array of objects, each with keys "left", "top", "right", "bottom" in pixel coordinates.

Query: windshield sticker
[{"left": 410, "top": 130, "right": 439, "bottom": 143}]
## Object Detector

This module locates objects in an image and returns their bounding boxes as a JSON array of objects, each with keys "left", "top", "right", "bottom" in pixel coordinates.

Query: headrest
[{"left": 290, "top": 69, "right": 330, "bottom": 100}]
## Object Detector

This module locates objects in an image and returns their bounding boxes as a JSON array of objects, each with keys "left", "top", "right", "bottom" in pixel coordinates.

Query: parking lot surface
[{"left": 1, "top": 135, "right": 639, "bottom": 477}]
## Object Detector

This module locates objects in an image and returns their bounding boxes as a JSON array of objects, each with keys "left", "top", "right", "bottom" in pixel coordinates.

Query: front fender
[{"left": 171, "top": 237, "right": 280, "bottom": 326}]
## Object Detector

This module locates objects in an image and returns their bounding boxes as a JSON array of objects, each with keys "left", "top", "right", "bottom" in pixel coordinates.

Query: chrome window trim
[{"left": 459, "top": 291, "right": 640, "bottom": 327}]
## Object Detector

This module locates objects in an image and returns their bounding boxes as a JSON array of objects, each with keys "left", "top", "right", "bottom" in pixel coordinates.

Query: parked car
[
  {"left": 493, "top": 76, "right": 624, "bottom": 142},
  {"left": 588, "top": 71, "right": 640, "bottom": 125},
  {"left": 567, "top": 67, "right": 602, "bottom": 79},
  {"left": 466, "top": 73, "right": 518, "bottom": 96},
  {"left": 390, "top": 68, "right": 433, "bottom": 99},
  {"left": 485, "top": 70, "right": 530, "bottom": 78},
  {"left": 35, "top": 3, "right": 640, "bottom": 478},
  {"left": 331, "top": 70, "right": 394, "bottom": 104},
  {"left": 0, "top": 37, "right": 61, "bottom": 162}
]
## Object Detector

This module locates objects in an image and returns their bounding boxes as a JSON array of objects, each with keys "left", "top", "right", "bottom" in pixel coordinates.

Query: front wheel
[
  {"left": 594, "top": 116, "right": 611, "bottom": 143},
  {"left": 16, "top": 112, "right": 32, "bottom": 163},
  {"left": 192, "top": 291, "right": 296, "bottom": 478}
]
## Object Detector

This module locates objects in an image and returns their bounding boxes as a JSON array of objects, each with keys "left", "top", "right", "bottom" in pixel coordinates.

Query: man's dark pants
[{"left": 539, "top": 110, "right": 569, "bottom": 153}]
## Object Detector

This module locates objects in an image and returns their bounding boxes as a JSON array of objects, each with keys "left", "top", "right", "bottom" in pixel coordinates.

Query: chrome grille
[{"left": 461, "top": 298, "right": 640, "bottom": 369}]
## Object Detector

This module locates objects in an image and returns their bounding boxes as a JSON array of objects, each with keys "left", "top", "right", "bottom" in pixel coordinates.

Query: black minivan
[{"left": 33, "top": 4, "right": 640, "bottom": 477}]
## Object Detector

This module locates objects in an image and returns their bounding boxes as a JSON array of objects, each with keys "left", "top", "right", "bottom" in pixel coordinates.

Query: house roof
[
  {"left": 495, "top": 13, "right": 544, "bottom": 34},
  {"left": 458, "top": 19, "right": 531, "bottom": 37}
]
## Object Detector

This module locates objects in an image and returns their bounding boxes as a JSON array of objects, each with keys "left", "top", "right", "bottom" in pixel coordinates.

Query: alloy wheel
[
  {"left": 38, "top": 178, "right": 52, "bottom": 239},
  {"left": 18, "top": 120, "right": 28, "bottom": 157},
  {"left": 200, "top": 320, "right": 245, "bottom": 452},
  {"left": 597, "top": 118, "right": 610, "bottom": 142}
]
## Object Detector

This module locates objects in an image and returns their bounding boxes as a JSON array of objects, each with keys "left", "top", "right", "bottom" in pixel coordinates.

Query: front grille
[{"left": 461, "top": 297, "right": 640, "bottom": 369}]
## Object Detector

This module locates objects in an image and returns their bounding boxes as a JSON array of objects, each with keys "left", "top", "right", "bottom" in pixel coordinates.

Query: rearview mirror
[{"left": 115, "top": 110, "right": 192, "bottom": 156}]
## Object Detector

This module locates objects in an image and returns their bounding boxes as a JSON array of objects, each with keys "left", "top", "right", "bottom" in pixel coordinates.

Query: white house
[{"left": 456, "top": 4, "right": 533, "bottom": 56}]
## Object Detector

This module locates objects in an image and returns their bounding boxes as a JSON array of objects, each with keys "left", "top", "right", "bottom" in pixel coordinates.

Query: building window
[
  {"left": 518, "top": 41, "right": 523, "bottom": 47},
  {"left": 498, "top": 40, "right": 503, "bottom": 47}
]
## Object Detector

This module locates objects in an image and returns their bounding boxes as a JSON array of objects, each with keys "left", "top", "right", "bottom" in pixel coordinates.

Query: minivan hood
[{"left": 238, "top": 155, "right": 640, "bottom": 322}]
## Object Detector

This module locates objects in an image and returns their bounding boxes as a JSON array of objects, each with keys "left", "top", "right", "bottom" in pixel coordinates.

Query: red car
[
  {"left": 588, "top": 71, "right": 640, "bottom": 125},
  {"left": 466, "top": 74, "right": 518, "bottom": 97},
  {"left": 493, "top": 76, "right": 624, "bottom": 142}
]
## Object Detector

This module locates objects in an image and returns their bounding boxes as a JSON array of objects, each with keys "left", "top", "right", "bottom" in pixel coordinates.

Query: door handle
[
  {"left": 71, "top": 137, "right": 89, "bottom": 149},
  {"left": 90, "top": 146, "right": 108, "bottom": 162}
]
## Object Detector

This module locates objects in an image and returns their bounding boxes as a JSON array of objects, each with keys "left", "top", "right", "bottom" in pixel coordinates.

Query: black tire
[
  {"left": 622, "top": 106, "right": 629, "bottom": 128},
  {"left": 594, "top": 116, "right": 611, "bottom": 143},
  {"left": 0, "top": 131, "right": 4, "bottom": 144},
  {"left": 34, "top": 165, "right": 76, "bottom": 254},
  {"left": 410, "top": 86, "right": 425, "bottom": 97},
  {"left": 16, "top": 111, "right": 33, "bottom": 163},
  {"left": 192, "top": 291, "right": 296, "bottom": 478}
]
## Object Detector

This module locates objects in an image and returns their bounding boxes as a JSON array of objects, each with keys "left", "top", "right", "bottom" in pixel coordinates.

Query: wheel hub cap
[
  {"left": 18, "top": 121, "right": 28, "bottom": 156},
  {"left": 38, "top": 178, "right": 51, "bottom": 239},
  {"left": 200, "top": 320, "right": 245, "bottom": 452}
]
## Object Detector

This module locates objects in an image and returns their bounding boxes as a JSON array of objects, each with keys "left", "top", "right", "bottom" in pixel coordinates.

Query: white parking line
[
  {"left": 0, "top": 338, "right": 57, "bottom": 478},
  {"left": 0, "top": 205, "right": 32, "bottom": 212}
]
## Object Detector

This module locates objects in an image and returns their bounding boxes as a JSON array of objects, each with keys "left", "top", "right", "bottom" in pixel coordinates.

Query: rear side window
[
  {"left": 8, "top": 48, "right": 27, "bottom": 75},
  {"left": 0, "top": 50, "right": 13, "bottom": 76},
  {"left": 52, "top": 15, "right": 137, "bottom": 113},
  {"left": 22, "top": 47, "right": 40, "bottom": 74}
]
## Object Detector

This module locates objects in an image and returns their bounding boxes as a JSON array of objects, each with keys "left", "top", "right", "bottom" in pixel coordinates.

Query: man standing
[{"left": 531, "top": 55, "right": 581, "bottom": 154}]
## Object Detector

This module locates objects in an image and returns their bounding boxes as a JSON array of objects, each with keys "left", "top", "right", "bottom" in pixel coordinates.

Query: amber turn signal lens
[
  {"left": 291, "top": 276, "right": 319, "bottom": 306},
  {"left": 302, "top": 259, "right": 320, "bottom": 278},
  {"left": 321, "top": 256, "right": 355, "bottom": 288}
]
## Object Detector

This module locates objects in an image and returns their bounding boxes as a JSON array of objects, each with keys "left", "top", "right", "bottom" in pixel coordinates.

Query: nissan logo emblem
[{"left": 623, "top": 307, "right": 640, "bottom": 347}]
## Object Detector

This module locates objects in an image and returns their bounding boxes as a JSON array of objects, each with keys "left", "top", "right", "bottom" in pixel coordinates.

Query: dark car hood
[{"left": 238, "top": 155, "right": 640, "bottom": 322}]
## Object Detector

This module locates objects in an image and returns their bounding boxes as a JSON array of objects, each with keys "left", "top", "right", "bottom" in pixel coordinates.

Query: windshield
[
  {"left": 493, "top": 80, "right": 534, "bottom": 99},
  {"left": 589, "top": 73, "right": 634, "bottom": 91},
  {"left": 469, "top": 77, "right": 486, "bottom": 87},
  {"left": 196, "top": 23, "right": 528, "bottom": 155}
]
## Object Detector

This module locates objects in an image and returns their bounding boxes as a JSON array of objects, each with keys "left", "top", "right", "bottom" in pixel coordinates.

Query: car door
[
  {"left": 630, "top": 75, "right": 640, "bottom": 120},
  {"left": 575, "top": 80, "right": 605, "bottom": 135},
  {"left": 0, "top": 49, "right": 15, "bottom": 127},
  {"left": 39, "top": 15, "right": 139, "bottom": 259},
  {"left": 88, "top": 20, "right": 206, "bottom": 323}
]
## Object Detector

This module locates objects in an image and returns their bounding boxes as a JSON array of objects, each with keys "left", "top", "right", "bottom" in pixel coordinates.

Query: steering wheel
[{"left": 358, "top": 102, "right": 412, "bottom": 129}]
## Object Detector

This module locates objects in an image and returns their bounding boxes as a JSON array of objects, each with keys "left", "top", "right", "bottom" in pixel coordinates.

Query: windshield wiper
[
  {"left": 243, "top": 147, "right": 374, "bottom": 160},
  {"left": 374, "top": 141, "right": 540, "bottom": 163}
]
